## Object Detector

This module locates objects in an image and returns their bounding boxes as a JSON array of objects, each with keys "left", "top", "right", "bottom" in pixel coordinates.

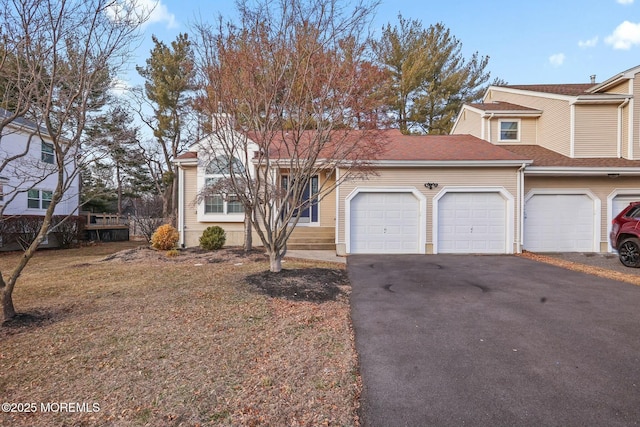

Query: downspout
[
  {"left": 618, "top": 98, "right": 630, "bottom": 158},
  {"left": 517, "top": 162, "right": 527, "bottom": 253},
  {"left": 335, "top": 167, "right": 340, "bottom": 249},
  {"left": 178, "top": 166, "right": 185, "bottom": 248},
  {"left": 487, "top": 113, "right": 495, "bottom": 142}
]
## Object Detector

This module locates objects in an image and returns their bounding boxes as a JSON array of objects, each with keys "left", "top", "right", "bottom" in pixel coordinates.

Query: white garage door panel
[
  {"left": 438, "top": 192, "right": 507, "bottom": 254},
  {"left": 613, "top": 196, "right": 640, "bottom": 219},
  {"left": 350, "top": 192, "right": 420, "bottom": 254},
  {"left": 524, "top": 194, "right": 594, "bottom": 252}
]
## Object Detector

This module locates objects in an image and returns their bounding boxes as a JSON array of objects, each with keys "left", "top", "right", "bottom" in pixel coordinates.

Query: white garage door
[
  {"left": 350, "top": 192, "right": 420, "bottom": 254},
  {"left": 612, "top": 195, "right": 640, "bottom": 219},
  {"left": 524, "top": 194, "right": 594, "bottom": 252},
  {"left": 438, "top": 192, "right": 507, "bottom": 254}
]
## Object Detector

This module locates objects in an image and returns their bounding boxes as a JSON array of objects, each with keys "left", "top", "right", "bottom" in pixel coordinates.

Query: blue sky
[{"left": 125, "top": 0, "right": 640, "bottom": 87}]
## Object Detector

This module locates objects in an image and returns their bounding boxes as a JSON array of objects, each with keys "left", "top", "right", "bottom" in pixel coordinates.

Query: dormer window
[{"left": 499, "top": 119, "right": 520, "bottom": 142}]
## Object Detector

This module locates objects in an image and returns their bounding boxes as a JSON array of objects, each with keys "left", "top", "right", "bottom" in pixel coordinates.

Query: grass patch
[{"left": 0, "top": 242, "right": 360, "bottom": 426}]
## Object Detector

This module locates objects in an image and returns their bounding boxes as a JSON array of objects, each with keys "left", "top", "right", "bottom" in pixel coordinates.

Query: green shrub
[
  {"left": 150, "top": 224, "right": 179, "bottom": 250},
  {"left": 200, "top": 226, "right": 226, "bottom": 250}
]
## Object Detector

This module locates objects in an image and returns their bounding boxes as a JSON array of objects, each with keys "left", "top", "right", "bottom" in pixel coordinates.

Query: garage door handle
[
  {"left": 470, "top": 226, "right": 473, "bottom": 233},
  {"left": 383, "top": 227, "right": 387, "bottom": 233}
]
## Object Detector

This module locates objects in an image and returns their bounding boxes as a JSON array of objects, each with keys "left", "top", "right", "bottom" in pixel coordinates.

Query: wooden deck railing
[{"left": 83, "top": 212, "right": 129, "bottom": 229}]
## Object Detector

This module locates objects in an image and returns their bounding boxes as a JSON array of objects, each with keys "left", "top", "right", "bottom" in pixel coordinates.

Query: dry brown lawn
[{"left": 0, "top": 242, "right": 360, "bottom": 426}]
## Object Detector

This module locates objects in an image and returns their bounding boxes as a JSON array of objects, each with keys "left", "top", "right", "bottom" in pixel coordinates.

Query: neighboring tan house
[
  {"left": 175, "top": 65, "right": 640, "bottom": 255},
  {"left": 452, "top": 64, "right": 640, "bottom": 253},
  {"left": 0, "top": 110, "right": 80, "bottom": 249}
]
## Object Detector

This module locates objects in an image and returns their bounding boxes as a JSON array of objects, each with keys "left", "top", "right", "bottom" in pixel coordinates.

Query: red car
[{"left": 610, "top": 201, "right": 640, "bottom": 267}]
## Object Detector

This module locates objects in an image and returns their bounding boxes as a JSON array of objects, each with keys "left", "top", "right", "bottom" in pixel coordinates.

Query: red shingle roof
[
  {"left": 176, "top": 129, "right": 532, "bottom": 163},
  {"left": 467, "top": 101, "right": 541, "bottom": 112},
  {"left": 373, "top": 130, "right": 528, "bottom": 162},
  {"left": 501, "top": 84, "right": 596, "bottom": 96},
  {"left": 501, "top": 145, "right": 640, "bottom": 167}
]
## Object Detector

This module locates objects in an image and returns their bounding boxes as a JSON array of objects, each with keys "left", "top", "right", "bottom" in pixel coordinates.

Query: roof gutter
[
  {"left": 570, "top": 94, "right": 632, "bottom": 105},
  {"left": 367, "top": 159, "right": 534, "bottom": 168},
  {"left": 524, "top": 167, "right": 640, "bottom": 176}
]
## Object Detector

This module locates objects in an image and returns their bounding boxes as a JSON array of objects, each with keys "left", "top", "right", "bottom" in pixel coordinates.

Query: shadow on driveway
[{"left": 348, "top": 254, "right": 640, "bottom": 427}]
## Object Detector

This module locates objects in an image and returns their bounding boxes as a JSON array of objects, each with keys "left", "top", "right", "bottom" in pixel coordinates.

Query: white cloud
[
  {"left": 107, "top": 0, "right": 178, "bottom": 29},
  {"left": 617, "top": 0, "right": 634, "bottom": 4},
  {"left": 578, "top": 36, "right": 599, "bottom": 48},
  {"left": 143, "top": 0, "right": 178, "bottom": 29},
  {"left": 605, "top": 21, "right": 640, "bottom": 49},
  {"left": 109, "top": 78, "right": 131, "bottom": 97},
  {"left": 549, "top": 53, "right": 565, "bottom": 67}
]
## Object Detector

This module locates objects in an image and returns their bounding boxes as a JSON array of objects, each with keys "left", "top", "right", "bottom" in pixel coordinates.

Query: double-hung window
[
  {"left": 499, "top": 119, "right": 520, "bottom": 142},
  {"left": 41, "top": 141, "right": 54, "bottom": 164},
  {"left": 28, "top": 189, "right": 52, "bottom": 209},
  {"left": 203, "top": 155, "right": 244, "bottom": 215}
]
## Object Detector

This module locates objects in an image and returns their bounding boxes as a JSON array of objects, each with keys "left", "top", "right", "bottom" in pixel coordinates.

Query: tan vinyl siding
[
  {"left": 603, "top": 80, "right": 630, "bottom": 95},
  {"left": 634, "top": 77, "right": 640, "bottom": 159},
  {"left": 524, "top": 175, "right": 640, "bottom": 251},
  {"left": 487, "top": 89, "right": 571, "bottom": 156},
  {"left": 181, "top": 166, "right": 336, "bottom": 247},
  {"left": 337, "top": 167, "right": 520, "bottom": 252},
  {"left": 622, "top": 102, "right": 630, "bottom": 159},
  {"left": 182, "top": 165, "right": 199, "bottom": 231},
  {"left": 452, "top": 108, "right": 482, "bottom": 138},
  {"left": 318, "top": 170, "right": 336, "bottom": 228},
  {"left": 573, "top": 105, "right": 618, "bottom": 157},
  {"left": 181, "top": 163, "right": 249, "bottom": 247}
]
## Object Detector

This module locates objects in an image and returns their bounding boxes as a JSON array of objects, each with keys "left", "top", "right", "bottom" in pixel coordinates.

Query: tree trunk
[
  {"left": 1, "top": 284, "right": 16, "bottom": 322},
  {"left": 269, "top": 252, "right": 282, "bottom": 273},
  {"left": 116, "top": 164, "right": 123, "bottom": 217},
  {"left": 244, "top": 215, "right": 252, "bottom": 252}
]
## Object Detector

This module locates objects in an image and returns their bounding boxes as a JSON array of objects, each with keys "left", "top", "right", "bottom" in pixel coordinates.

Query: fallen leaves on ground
[
  {"left": 0, "top": 243, "right": 360, "bottom": 426},
  {"left": 519, "top": 251, "right": 640, "bottom": 286}
]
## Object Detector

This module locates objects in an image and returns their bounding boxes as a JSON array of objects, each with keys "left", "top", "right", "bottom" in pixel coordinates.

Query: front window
[
  {"left": 41, "top": 141, "right": 54, "bottom": 164},
  {"left": 27, "top": 189, "right": 52, "bottom": 209},
  {"left": 203, "top": 155, "right": 244, "bottom": 215},
  {"left": 499, "top": 120, "right": 520, "bottom": 142}
]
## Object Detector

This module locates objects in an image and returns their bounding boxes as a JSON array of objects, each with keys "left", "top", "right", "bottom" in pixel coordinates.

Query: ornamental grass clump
[
  {"left": 200, "top": 226, "right": 226, "bottom": 250},
  {"left": 151, "top": 224, "right": 179, "bottom": 250}
]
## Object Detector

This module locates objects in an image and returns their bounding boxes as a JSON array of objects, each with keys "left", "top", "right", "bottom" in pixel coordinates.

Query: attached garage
[
  {"left": 348, "top": 190, "right": 424, "bottom": 254},
  {"left": 524, "top": 193, "right": 598, "bottom": 252},
  {"left": 435, "top": 190, "right": 511, "bottom": 254}
]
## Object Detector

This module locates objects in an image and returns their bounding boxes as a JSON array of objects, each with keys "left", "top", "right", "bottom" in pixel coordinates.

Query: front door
[{"left": 282, "top": 175, "right": 319, "bottom": 224}]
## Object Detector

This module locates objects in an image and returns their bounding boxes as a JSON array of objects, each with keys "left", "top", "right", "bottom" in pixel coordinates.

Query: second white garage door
[
  {"left": 350, "top": 192, "right": 421, "bottom": 254},
  {"left": 524, "top": 194, "right": 595, "bottom": 252},
  {"left": 437, "top": 192, "right": 507, "bottom": 254}
]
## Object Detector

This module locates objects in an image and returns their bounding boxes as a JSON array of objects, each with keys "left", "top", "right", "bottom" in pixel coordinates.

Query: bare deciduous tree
[
  {"left": 0, "top": 0, "right": 146, "bottom": 322},
  {"left": 193, "top": 0, "right": 386, "bottom": 272}
]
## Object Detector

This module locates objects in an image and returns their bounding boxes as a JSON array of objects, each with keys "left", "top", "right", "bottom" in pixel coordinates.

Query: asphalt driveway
[{"left": 347, "top": 254, "right": 640, "bottom": 427}]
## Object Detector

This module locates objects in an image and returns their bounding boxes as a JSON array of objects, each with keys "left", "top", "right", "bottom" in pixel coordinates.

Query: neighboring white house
[{"left": 0, "top": 110, "right": 80, "bottom": 248}]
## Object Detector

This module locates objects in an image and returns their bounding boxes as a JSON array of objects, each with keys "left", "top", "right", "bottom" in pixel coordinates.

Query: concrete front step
[{"left": 288, "top": 227, "right": 335, "bottom": 250}]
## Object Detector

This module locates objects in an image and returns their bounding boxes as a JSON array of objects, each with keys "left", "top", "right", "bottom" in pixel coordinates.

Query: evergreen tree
[
  {"left": 136, "top": 33, "right": 196, "bottom": 222},
  {"left": 372, "top": 15, "right": 493, "bottom": 134}
]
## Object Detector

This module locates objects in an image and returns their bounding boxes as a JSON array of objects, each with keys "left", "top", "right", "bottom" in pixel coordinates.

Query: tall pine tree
[{"left": 372, "top": 15, "right": 494, "bottom": 134}]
